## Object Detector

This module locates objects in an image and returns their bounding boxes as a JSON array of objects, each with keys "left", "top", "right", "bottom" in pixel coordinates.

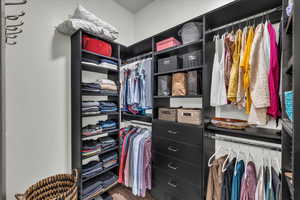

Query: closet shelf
[
  {"left": 206, "top": 123, "right": 281, "bottom": 144},
  {"left": 154, "top": 65, "right": 204, "bottom": 76},
  {"left": 153, "top": 119, "right": 203, "bottom": 128},
  {"left": 83, "top": 181, "right": 118, "bottom": 200},
  {"left": 154, "top": 95, "right": 203, "bottom": 98},
  {"left": 154, "top": 40, "right": 203, "bottom": 56},
  {"left": 286, "top": 13, "right": 293, "bottom": 34},
  {"left": 82, "top": 146, "right": 119, "bottom": 160},
  {"left": 122, "top": 112, "right": 153, "bottom": 123},
  {"left": 82, "top": 129, "right": 119, "bottom": 139},
  {"left": 81, "top": 112, "right": 119, "bottom": 118},
  {"left": 81, "top": 62, "right": 119, "bottom": 74},
  {"left": 81, "top": 92, "right": 119, "bottom": 97},
  {"left": 282, "top": 119, "right": 293, "bottom": 138},
  {"left": 285, "top": 56, "right": 294, "bottom": 74},
  {"left": 82, "top": 49, "right": 119, "bottom": 62},
  {"left": 82, "top": 164, "right": 119, "bottom": 183}
]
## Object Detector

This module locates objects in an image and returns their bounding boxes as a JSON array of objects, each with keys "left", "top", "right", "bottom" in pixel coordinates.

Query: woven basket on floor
[{"left": 15, "top": 170, "right": 78, "bottom": 200}]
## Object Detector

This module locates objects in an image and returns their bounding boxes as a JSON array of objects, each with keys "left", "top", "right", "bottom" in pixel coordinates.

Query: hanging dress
[
  {"left": 267, "top": 22, "right": 281, "bottom": 118},
  {"left": 228, "top": 29, "right": 242, "bottom": 102},
  {"left": 210, "top": 35, "right": 227, "bottom": 107},
  {"left": 248, "top": 24, "right": 270, "bottom": 125},
  {"left": 237, "top": 27, "right": 248, "bottom": 109},
  {"left": 231, "top": 160, "right": 245, "bottom": 200},
  {"left": 240, "top": 161, "right": 257, "bottom": 200},
  {"left": 240, "top": 26, "right": 255, "bottom": 114},
  {"left": 224, "top": 33, "right": 235, "bottom": 92},
  {"left": 255, "top": 167, "right": 265, "bottom": 200}
]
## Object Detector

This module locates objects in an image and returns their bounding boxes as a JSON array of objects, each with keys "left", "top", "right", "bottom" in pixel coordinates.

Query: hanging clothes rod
[
  {"left": 129, "top": 120, "right": 152, "bottom": 127},
  {"left": 126, "top": 52, "right": 153, "bottom": 63},
  {"left": 205, "top": 134, "right": 281, "bottom": 152},
  {"left": 205, "top": 6, "right": 282, "bottom": 34}
]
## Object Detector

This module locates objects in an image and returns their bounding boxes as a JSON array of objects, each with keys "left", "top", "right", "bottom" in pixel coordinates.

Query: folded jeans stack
[
  {"left": 82, "top": 160, "right": 103, "bottom": 179},
  {"left": 100, "top": 59, "right": 118, "bottom": 71},
  {"left": 81, "top": 101, "right": 118, "bottom": 115},
  {"left": 99, "top": 120, "right": 117, "bottom": 131},
  {"left": 101, "top": 137, "right": 117, "bottom": 151},
  {"left": 101, "top": 151, "right": 118, "bottom": 168},
  {"left": 82, "top": 139, "right": 102, "bottom": 157},
  {"left": 82, "top": 171, "right": 118, "bottom": 199},
  {"left": 82, "top": 120, "right": 117, "bottom": 137}
]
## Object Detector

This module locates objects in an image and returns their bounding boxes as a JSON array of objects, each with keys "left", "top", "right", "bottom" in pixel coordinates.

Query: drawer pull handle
[
  {"left": 168, "top": 146, "right": 178, "bottom": 152},
  {"left": 168, "top": 130, "right": 177, "bottom": 135},
  {"left": 168, "top": 163, "right": 178, "bottom": 170},
  {"left": 168, "top": 181, "right": 177, "bottom": 188}
]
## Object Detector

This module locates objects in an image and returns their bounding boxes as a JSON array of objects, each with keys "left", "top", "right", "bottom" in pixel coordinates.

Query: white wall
[
  {"left": 5, "top": 0, "right": 134, "bottom": 199},
  {"left": 134, "top": 0, "right": 234, "bottom": 42}
]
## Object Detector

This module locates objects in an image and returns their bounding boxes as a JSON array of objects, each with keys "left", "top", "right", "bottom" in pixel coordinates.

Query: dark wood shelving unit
[
  {"left": 286, "top": 13, "right": 293, "bottom": 34},
  {"left": 285, "top": 55, "right": 294, "bottom": 74},
  {"left": 82, "top": 164, "right": 119, "bottom": 182},
  {"left": 122, "top": 112, "right": 153, "bottom": 123},
  {"left": 71, "top": 29, "right": 121, "bottom": 199}
]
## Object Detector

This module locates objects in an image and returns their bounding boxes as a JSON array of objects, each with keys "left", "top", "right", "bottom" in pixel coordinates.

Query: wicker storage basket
[{"left": 15, "top": 170, "right": 78, "bottom": 200}]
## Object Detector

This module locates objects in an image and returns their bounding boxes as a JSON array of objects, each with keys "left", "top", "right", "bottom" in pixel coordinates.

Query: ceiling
[{"left": 114, "top": 0, "right": 154, "bottom": 13}]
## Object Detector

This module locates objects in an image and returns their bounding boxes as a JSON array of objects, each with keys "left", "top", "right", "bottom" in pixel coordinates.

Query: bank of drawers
[{"left": 151, "top": 120, "right": 203, "bottom": 200}]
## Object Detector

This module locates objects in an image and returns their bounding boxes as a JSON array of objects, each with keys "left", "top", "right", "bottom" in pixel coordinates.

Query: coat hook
[
  {"left": 6, "top": 11, "right": 25, "bottom": 20},
  {"left": 5, "top": 0, "right": 27, "bottom": 6}
]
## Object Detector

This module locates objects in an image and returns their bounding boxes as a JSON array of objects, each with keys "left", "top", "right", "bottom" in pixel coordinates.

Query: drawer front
[
  {"left": 153, "top": 119, "right": 202, "bottom": 146},
  {"left": 152, "top": 152, "right": 202, "bottom": 185},
  {"left": 152, "top": 167, "right": 202, "bottom": 200},
  {"left": 152, "top": 137, "right": 202, "bottom": 165}
]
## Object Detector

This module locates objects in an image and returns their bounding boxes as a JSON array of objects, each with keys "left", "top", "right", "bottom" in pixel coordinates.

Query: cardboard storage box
[{"left": 177, "top": 109, "right": 202, "bottom": 125}]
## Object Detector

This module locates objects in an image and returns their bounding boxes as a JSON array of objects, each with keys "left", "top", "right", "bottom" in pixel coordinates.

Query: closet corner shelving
[{"left": 71, "top": 29, "right": 121, "bottom": 200}]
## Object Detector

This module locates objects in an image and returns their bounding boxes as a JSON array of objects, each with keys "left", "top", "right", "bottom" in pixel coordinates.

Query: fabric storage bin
[
  {"left": 179, "top": 22, "right": 203, "bottom": 44},
  {"left": 158, "top": 108, "right": 177, "bottom": 122},
  {"left": 172, "top": 73, "right": 187, "bottom": 96},
  {"left": 156, "top": 37, "right": 181, "bottom": 52},
  {"left": 82, "top": 35, "right": 112, "bottom": 57},
  {"left": 158, "top": 55, "right": 182, "bottom": 73},
  {"left": 284, "top": 91, "right": 293, "bottom": 121},
  {"left": 183, "top": 50, "right": 203, "bottom": 68},
  {"left": 187, "top": 70, "right": 201, "bottom": 96},
  {"left": 177, "top": 109, "right": 202, "bottom": 125},
  {"left": 157, "top": 75, "right": 172, "bottom": 96}
]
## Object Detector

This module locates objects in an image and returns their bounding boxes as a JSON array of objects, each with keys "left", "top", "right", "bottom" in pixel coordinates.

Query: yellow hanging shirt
[
  {"left": 240, "top": 26, "right": 254, "bottom": 114},
  {"left": 228, "top": 29, "right": 242, "bottom": 102}
]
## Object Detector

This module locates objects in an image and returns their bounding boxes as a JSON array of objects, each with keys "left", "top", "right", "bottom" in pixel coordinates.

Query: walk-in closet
[{"left": 1, "top": 0, "right": 299, "bottom": 199}]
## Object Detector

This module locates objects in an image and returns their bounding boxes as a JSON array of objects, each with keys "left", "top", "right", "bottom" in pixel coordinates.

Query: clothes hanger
[
  {"left": 222, "top": 148, "right": 236, "bottom": 172},
  {"left": 208, "top": 146, "right": 226, "bottom": 167}
]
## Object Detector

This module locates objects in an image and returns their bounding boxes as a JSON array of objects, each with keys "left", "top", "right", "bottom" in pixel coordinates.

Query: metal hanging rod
[
  {"left": 206, "top": 6, "right": 282, "bottom": 34},
  {"left": 205, "top": 134, "right": 281, "bottom": 152},
  {"left": 126, "top": 52, "right": 153, "bottom": 63},
  {"left": 5, "top": 0, "right": 27, "bottom": 6},
  {"left": 128, "top": 120, "right": 152, "bottom": 127},
  {"left": 6, "top": 11, "right": 25, "bottom": 20}
]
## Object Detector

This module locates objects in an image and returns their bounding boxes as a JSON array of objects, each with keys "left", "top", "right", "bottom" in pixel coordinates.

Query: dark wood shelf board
[
  {"left": 82, "top": 129, "right": 119, "bottom": 139},
  {"left": 154, "top": 95, "right": 203, "bottom": 98},
  {"left": 82, "top": 146, "right": 119, "bottom": 160},
  {"left": 81, "top": 62, "right": 119, "bottom": 74},
  {"left": 82, "top": 181, "right": 119, "bottom": 200},
  {"left": 154, "top": 40, "right": 203, "bottom": 56},
  {"left": 206, "top": 123, "right": 281, "bottom": 144},
  {"left": 122, "top": 112, "right": 153, "bottom": 123},
  {"left": 82, "top": 164, "right": 119, "bottom": 182},
  {"left": 82, "top": 49, "right": 119, "bottom": 62},
  {"left": 285, "top": 56, "right": 294, "bottom": 74},
  {"left": 153, "top": 119, "right": 203, "bottom": 128},
  {"left": 81, "top": 112, "right": 119, "bottom": 118},
  {"left": 81, "top": 92, "right": 119, "bottom": 97},
  {"left": 154, "top": 65, "right": 204, "bottom": 76}
]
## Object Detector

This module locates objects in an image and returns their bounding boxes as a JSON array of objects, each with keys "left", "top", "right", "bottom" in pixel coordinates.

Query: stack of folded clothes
[
  {"left": 82, "top": 139, "right": 102, "bottom": 157},
  {"left": 82, "top": 159, "right": 103, "bottom": 179},
  {"left": 81, "top": 101, "right": 118, "bottom": 115},
  {"left": 101, "top": 152, "right": 118, "bottom": 169},
  {"left": 81, "top": 58, "right": 118, "bottom": 71},
  {"left": 82, "top": 120, "right": 118, "bottom": 137},
  {"left": 82, "top": 171, "right": 118, "bottom": 200},
  {"left": 81, "top": 79, "right": 118, "bottom": 95},
  {"left": 100, "top": 137, "right": 117, "bottom": 151}
]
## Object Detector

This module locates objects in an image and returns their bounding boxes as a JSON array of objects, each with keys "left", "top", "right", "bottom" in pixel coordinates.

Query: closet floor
[{"left": 108, "top": 185, "right": 155, "bottom": 200}]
